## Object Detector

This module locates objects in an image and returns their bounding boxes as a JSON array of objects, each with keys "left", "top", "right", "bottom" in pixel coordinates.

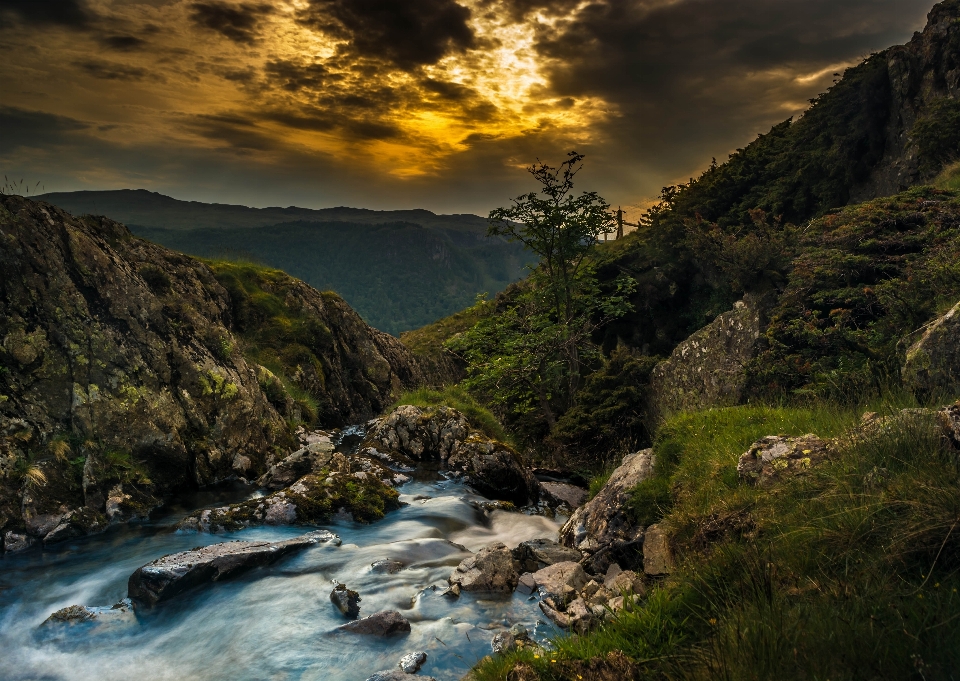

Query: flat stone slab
[
  {"left": 128, "top": 530, "right": 340, "bottom": 607},
  {"left": 366, "top": 672, "right": 436, "bottom": 681},
  {"left": 338, "top": 610, "right": 411, "bottom": 636},
  {"left": 540, "top": 482, "right": 587, "bottom": 509}
]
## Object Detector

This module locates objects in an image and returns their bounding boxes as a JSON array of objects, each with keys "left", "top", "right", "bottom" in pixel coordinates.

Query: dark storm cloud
[
  {"left": 0, "top": 0, "right": 92, "bottom": 29},
  {"left": 100, "top": 34, "right": 148, "bottom": 51},
  {"left": 188, "top": 2, "right": 273, "bottom": 44},
  {"left": 75, "top": 59, "right": 148, "bottom": 81},
  {"left": 264, "top": 59, "right": 334, "bottom": 92},
  {"left": 0, "top": 107, "right": 89, "bottom": 154},
  {"left": 299, "top": 0, "right": 476, "bottom": 70}
]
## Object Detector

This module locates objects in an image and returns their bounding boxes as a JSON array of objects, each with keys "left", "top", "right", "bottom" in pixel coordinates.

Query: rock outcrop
[
  {"left": 559, "top": 449, "right": 656, "bottom": 571},
  {"left": 0, "top": 196, "right": 426, "bottom": 549},
  {"left": 903, "top": 301, "right": 960, "bottom": 399},
  {"left": 330, "top": 583, "right": 361, "bottom": 618},
  {"left": 512, "top": 538, "right": 581, "bottom": 573},
  {"left": 649, "top": 294, "right": 771, "bottom": 419},
  {"left": 737, "top": 434, "right": 829, "bottom": 488},
  {"left": 448, "top": 541, "right": 519, "bottom": 592},
  {"left": 364, "top": 406, "right": 540, "bottom": 505},
  {"left": 127, "top": 530, "right": 340, "bottom": 606}
]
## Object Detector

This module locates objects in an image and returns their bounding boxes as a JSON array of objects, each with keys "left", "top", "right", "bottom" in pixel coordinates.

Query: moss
[{"left": 391, "top": 385, "right": 510, "bottom": 443}]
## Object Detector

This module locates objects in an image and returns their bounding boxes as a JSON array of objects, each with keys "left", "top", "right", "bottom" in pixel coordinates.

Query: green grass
[
  {"left": 399, "top": 294, "right": 494, "bottom": 359},
  {"left": 473, "top": 399, "right": 960, "bottom": 680},
  {"left": 390, "top": 385, "right": 512, "bottom": 444}
]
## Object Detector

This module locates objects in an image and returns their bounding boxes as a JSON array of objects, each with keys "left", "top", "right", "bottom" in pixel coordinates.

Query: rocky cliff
[{"left": 0, "top": 196, "right": 425, "bottom": 549}]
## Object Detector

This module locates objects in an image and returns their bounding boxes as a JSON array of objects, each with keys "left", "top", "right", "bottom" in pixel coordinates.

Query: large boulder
[
  {"left": 531, "top": 561, "right": 589, "bottom": 605},
  {"left": 363, "top": 405, "right": 469, "bottom": 460},
  {"left": 178, "top": 471, "right": 401, "bottom": 532},
  {"left": 128, "top": 530, "right": 340, "bottom": 607},
  {"left": 448, "top": 541, "right": 519, "bottom": 592},
  {"left": 512, "top": 538, "right": 582, "bottom": 573},
  {"left": 338, "top": 610, "right": 411, "bottom": 636},
  {"left": 642, "top": 524, "right": 674, "bottom": 576},
  {"left": 446, "top": 435, "right": 540, "bottom": 506},
  {"left": 649, "top": 293, "right": 772, "bottom": 419},
  {"left": 736, "top": 434, "right": 829, "bottom": 488},
  {"left": 559, "top": 449, "right": 656, "bottom": 569},
  {"left": 904, "top": 301, "right": 960, "bottom": 399},
  {"left": 258, "top": 439, "right": 340, "bottom": 490}
]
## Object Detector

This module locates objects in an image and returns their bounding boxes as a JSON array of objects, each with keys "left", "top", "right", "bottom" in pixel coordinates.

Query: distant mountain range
[{"left": 39, "top": 189, "right": 531, "bottom": 335}]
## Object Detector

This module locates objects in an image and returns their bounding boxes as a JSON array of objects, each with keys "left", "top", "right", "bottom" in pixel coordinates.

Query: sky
[{"left": 0, "top": 0, "right": 934, "bottom": 218}]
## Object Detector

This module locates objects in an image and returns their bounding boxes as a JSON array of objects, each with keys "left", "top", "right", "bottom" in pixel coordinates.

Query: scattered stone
[
  {"left": 338, "top": 610, "right": 411, "bottom": 636},
  {"left": 512, "top": 538, "right": 581, "bottom": 572},
  {"left": 41, "top": 599, "right": 136, "bottom": 628},
  {"left": 539, "top": 597, "right": 593, "bottom": 633},
  {"left": 330, "top": 583, "right": 361, "bottom": 618},
  {"left": 366, "top": 672, "right": 437, "bottom": 681},
  {"left": 606, "top": 570, "right": 646, "bottom": 597},
  {"left": 643, "top": 524, "right": 673, "bottom": 576},
  {"left": 440, "top": 583, "right": 461, "bottom": 598},
  {"left": 371, "top": 559, "right": 404, "bottom": 574},
  {"left": 515, "top": 572, "right": 537, "bottom": 595},
  {"left": 559, "top": 449, "right": 655, "bottom": 566},
  {"left": 509, "top": 623, "right": 528, "bottom": 639},
  {"left": 105, "top": 483, "right": 161, "bottom": 524},
  {"left": 258, "top": 443, "right": 343, "bottom": 490},
  {"left": 128, "top": 530, "right": 340, "bottom": 607},
  {"left": 449, "top": 542, "right": 519, "bottom": 592},
  {"left": 398, "top": 651, "right": 427, "bottom": 673},
  {"left": 903, "top": 300, "right": 960, "bottom": 398},
  {"left": 3, "top": 531, "right": 34, "bottom": 554},
  {"left": 492, "top": 631, "right": 516, "bottom": 653},
  {"left": 532, "top": 561, "right": 589, "bottom": 605},
  {"left": 939, "top": 401, "right": 960, "bottom": 449},
  {"left": 539, "top": 482, "right": 587, "bottom": 509},
  {"left": 736, "top": 434, "right": 829, "bottom": 488}
]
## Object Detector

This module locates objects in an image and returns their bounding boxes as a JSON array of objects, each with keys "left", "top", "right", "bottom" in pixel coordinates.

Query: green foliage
[
  {"left": 399, "top": 294, "right": 494, "bottom": 360},
  {"left": 747, "top": 187, "right": 960, "bottom": 399},
  {"left": 552, "top": 346, "right": 660, "bottom": 464},
  {"left": 135, "top": 218, "right": 530, "bottom": 335},
  {"left": 475, "top": 401, "right": 960, "bottom": 680},
  {"left": 914, "top": 98, "right": 960, "bottom": 175},
  {"left": 391, "top": 385, "right": 510, "bottom": 444}
]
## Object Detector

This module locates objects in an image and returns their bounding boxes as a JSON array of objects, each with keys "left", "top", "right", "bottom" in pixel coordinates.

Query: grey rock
[
  {"left": 371, "top": 559, "right": 404, "bottom": 574},
  {"left": 512, "top": 538, "right": 581, "bottom": 572},
  {"left": 532, "top": 561, "right": 588, "bottom": 605},
  {"left": 398, "top": 651, "right": 427, "bottom": 673},
  {"left": 366, "top": 672, "right": 437, "bottom": 681},
  {"left": 559, "top": 450, "right": 655, "bottom": 557},
  {"left": 539, "top": 597, "right": 593, "bottom": 633},
  {"left": 3, "top": 531, "right": 34, "bottom": 553},
  {"left": 41, "top": 599, "right": 136, "bottom": 628},
  {"left": 515, "top": 572, "right": 537, "bottom": 595},
  {"left": 736, "top": 434, "right": 829, "bottom": 488},
  {"left": 643, "top": 524, "right": 673, "bottom": 576},
  {"left": 606, "top": 569, "right": 646, "bottom": 596},
  {"left": 649, "top": 293, "right": 772, "bottom": 419},
  {"left": 128, "top": 530, "right": 340, "bottom": 607},
  {"left": 539, "top": 481, "right": 587, "bottom": 509},
  {"left": 491, "top": 631, "right": 516, "bottom": 654},
  {"left": 941, "top": 401, "right": 960, "bottom": 449},
  {"left": 509, "top": 623, "right": 528, "bottom": 639},
  {"left": 338, "top": 610, "right": 411, "bottom": 636},
  {"left": 449, "top": 542, "right": 519, "bottom": 592},
  {"left": 257, "top": 443, "right": 341, "bottom": 490},
  {"left": 330, "top": 583, "right": 361, "bottom": 619}
]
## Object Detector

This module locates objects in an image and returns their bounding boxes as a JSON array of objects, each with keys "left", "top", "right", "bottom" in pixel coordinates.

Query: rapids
[{"left": 0, "top": 453, "right": 565, "bottom": 680}]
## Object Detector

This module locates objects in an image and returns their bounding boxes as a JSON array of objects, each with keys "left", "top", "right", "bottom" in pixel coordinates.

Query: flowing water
[{"left": 0, "top": 467, "right": 564, "bottom": 680}]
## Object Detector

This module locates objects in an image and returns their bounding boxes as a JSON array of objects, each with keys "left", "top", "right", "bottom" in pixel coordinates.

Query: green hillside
[{"left": 38, "top": 190, "right": 531, "bottom": 335}]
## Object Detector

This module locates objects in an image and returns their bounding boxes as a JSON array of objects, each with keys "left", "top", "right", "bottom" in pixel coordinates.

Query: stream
[{"left": 0, "top": 434, "right": 566, "bottom": 681}]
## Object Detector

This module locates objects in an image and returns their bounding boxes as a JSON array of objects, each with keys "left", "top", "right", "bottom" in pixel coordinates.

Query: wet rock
[
  {"left": 42, "top": 507, "right": 107, "bottom": 545},
  {"left": 364, "top": 405, "right": 469, "bottom": 461},
  {"left": 41, "top": 599, "right": 136, "bottom": 628},
  {"left": 532, "top": 561, "right": 588, "bottom": 605},
  {"left": 449, "top": 542, "right": 519, "bottom": 592},
  {"left": 539, "top": 481, "right": 587, "bottom": 510},
  {"left": 737, "top": 434, "right": 829, "bottom": 488},
  {"left": 539, "top": 597, "right": 593, "bottom": 633},
  {"left": 903, "top": 300, "right": 960, "bottom": 399},
  {"left": 258, "top": 443, "right": 343, "bottom": 491},
  {"left": 492, "top": 631, "right": 516, "bottom": 654},
  {"left": 3, "top": 531, "right": 34, "bottom": 553},
  {"left": 515, "top": 572, "right": 537, "bottom": 595},
  {"left": 105, "top": 484, "right": 161, "bottom": 524},
  {"left": 370, "top": 559, "right": 404, "bottom": 574},
  {"left": 440, "top": 583, "right": 461, "bottom": 598},
  {"left": 330, "top": 583, "right": 361, "bottom": 619},
  {"left": 177, "top": 471, "right": 401, "bottom": 532},
  {"left": 559, "top": 449, "right": 655, "bottom": 565},
  {"left": 128, "top": 530, "right": 340, "bottom": 607},
  {"left": 398, "top": 651, "right": 427, "bottom": 673},
  {"left": 643, "top": 524, "right": 673, "bottom": 576},
  {"left": 447, "top": 435, "right": 540, "bottom": 506},
  {"left": 338, "top": 610, "right": 411, "bottom": 636},
  {"left": 649, "top": 293, "right": 772, "bottom": 419},
  {"left": 510, "top": 623, "right": 529, "bottom": 639},
  {"left": 512, "top": 538, "right": 581, "bottom": 572},
  {"left": 366, "top": 672, "right": 436, "bottom": 681}
]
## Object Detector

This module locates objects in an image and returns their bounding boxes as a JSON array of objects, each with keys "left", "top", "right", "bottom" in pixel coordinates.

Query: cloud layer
[{"left": 0, "top": 0, "right": 933, "bottom": 215}]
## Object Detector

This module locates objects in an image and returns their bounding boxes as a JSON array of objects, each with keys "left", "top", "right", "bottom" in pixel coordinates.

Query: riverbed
[{"left": 0, "top": 475, "right": 564, "bottom": 681}]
